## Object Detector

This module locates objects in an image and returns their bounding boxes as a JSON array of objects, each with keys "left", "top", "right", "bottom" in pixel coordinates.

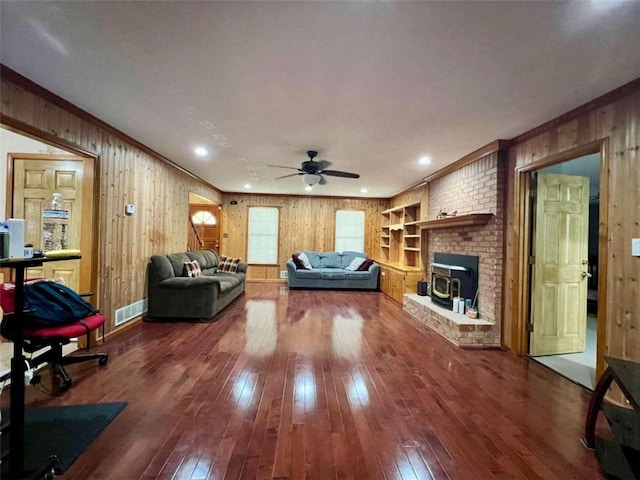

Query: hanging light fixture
[{"left": 302, "top": 174, "right": 321, "bottom": 187}]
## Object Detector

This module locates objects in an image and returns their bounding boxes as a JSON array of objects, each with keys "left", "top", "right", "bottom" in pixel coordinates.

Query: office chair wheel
[
  {"left": 59, "top": 378, "right": 72, "bottom": 392},
  {"left": 99, "top": 354, "right": 109, "bottom": 366}
]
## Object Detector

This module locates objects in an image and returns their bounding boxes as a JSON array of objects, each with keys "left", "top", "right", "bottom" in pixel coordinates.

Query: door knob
[{"left": 582, "top": 271, "right": 592, "bottom": 278}]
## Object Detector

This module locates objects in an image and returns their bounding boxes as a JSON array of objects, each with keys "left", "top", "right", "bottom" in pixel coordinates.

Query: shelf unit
[
  {"left": 379, "top": 202, "right": 424, "bottom": 302},
  {"left": 380, "top": 202, "right": 422, "bottom": 268}
]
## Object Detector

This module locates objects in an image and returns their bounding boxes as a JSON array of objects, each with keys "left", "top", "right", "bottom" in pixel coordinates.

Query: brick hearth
[
  {"left": 403, "top": 148, "right": 505, "bottom": 347},
  {"left": 404, "top": 294, "right": 499, "bottom": 348}
]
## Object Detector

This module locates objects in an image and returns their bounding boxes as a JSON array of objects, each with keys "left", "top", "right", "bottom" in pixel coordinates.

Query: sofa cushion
[
  {"left": 183, "top": 260, "right": 202, "bottom": 277},
  {"left": 219, "top": 256, "right": 242, "bottom": 273},
  {"left": 167, "top": 253, "right": 193, "bottom": 276},
  {"left": 295, "top": 269, "right": 322, "bottom": 279},
  {"left": 187, "top": 250, "right": 219, "bottom": 270},
  {"left": 150, "top": 255, "right": 176, "bottom": 282},
  {"left": 319, "top": 252, "right": 342, "bottom": 268},
  {"left": 345, "top": 271, "right": 372, "bottom": 280},
  {"left": 340, "top": 251, "right": 367, "bottom": 269},
  {"left": 358, "top": 258, "right": 375, "bottom": 271},
  {"left": 320, "top": 270, "right": 346, "bottom": 280},
  {"left": 297, "top": 252, "right": 313, "bottom": 269},
  {"left": 302, "top": 251, "right": 321, "bottom": 268},
  {"left": 215, "top": 274, "right": 243, "bottom": 293},
  {"left": 345, "top": 256, "right": 366, "bottom": 271}
]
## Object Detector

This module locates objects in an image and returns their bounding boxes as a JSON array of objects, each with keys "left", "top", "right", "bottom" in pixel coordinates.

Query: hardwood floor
[{"left": 5, "top": 284, "right": 604, "bottom": 479}]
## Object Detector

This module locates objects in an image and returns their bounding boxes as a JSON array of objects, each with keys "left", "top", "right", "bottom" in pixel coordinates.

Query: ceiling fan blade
[
  {"left": 315, "top": 160, "right": 332, "bottom": 170},
  {"left": 275, "top": 173, "right": 301, "bottom": 180},
  {"left": 268, "top": 164, "right": 301, "bottom": 171},
  {"left": 321, "top": 170, "right": 360, "bottom": 179},
  {"left": 319, "top": 174, "right": 327, "bottom": 185}
]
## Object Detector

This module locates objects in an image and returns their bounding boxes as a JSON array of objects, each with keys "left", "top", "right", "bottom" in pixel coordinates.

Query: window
[
  {"left": 191, "top": 210, "right": 217, "bottom": 225},
  {"left": 335, "top": 210, "right": 365, "bottom": 252},
  {"left": 247, "top": 207, "right": 279, "bottom": 264}
]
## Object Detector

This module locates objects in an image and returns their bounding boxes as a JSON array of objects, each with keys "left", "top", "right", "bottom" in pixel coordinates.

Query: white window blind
[
  {"left": 248, "top": 207, "right": 279, "bottom": 264},
  {"left": 335, "top": 210, "right": 365, "bottom": 252}
]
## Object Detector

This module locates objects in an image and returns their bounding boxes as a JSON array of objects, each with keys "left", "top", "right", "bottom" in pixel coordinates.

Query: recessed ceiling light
[
  {"left": 360, "top": 188, "right": 368, "bottom": 193},
  {"left": 195, "top": 147, "right": 208, "bottom": 157},
  {"left": 244, "top": 183, "right": 251, "bottom": 189},
  {"left": 419, "top": 156, "right": 431, "bottom": 165}
]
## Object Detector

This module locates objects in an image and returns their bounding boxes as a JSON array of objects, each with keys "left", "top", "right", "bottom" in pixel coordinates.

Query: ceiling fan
[{"left": 269, "top": 150, "right": 360, "bottom": 187}]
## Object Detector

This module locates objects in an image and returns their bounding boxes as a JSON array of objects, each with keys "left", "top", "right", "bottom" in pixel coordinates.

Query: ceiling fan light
[{"left": 303, "top": 173, "right": 321, "bottom": 186}]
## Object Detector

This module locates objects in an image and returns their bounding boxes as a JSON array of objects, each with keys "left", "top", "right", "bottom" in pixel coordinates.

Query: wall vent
[
  {"left": 114, "top": 298, "right": 148, "bottom": 326},
  {"left": 280, "top": 270, "right": 288, "bottom": 278}
]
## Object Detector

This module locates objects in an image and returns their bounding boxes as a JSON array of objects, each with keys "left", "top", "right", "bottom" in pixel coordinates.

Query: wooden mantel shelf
[{"left": 415, "top": 213, "right": 493, "bottom": 230}]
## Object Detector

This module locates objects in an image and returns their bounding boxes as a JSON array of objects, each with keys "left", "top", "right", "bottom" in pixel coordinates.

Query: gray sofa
[
  {"left": 287, "top": 251, "right": 379, "bottom": 290},
  {"left": 147, "top": 249, "right": 247, "bottom": 320}
]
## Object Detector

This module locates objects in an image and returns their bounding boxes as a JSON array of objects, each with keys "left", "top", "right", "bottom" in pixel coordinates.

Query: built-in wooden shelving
[
  {"left": 415, "top": 213, "right": 493, "bottom": 230},
  {"left": 380, "top": 202, "right": 422, "bottom": 268}
]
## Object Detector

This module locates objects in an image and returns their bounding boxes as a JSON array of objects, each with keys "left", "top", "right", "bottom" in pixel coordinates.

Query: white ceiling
[{"left": 1, "top": 1, "right": 638, "bottom": 198}]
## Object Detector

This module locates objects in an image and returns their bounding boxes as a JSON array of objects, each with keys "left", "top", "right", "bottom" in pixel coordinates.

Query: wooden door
[
  {"left": 189, "top": 204, "right": 220, "bottom": 252},
  {"left": 380, "top": 266, "right": 390, "bottom": 297},
  {"left": 530, "top": 173, "right": 590, "bottom": 356},
  {"left": 11, "top": 156, "right": 91, "bottom": 291},
  {"left": 389, "top": 269, "right": 404, "bottom": 303}
]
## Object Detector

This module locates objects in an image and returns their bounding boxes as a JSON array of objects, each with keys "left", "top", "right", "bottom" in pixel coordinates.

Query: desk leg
[
  {"left": 8, "top": 267, "right": 25, "bottom": 478},
  {"left": 582, "top": 366, "right": 614, "bottom": 449}
]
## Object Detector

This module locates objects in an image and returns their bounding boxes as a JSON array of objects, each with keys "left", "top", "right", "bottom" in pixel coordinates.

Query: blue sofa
[{"left": 286, "top": 251, "right": 379, "bottom": 290}]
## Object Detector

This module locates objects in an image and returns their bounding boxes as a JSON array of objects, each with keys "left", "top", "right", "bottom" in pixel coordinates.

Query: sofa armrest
[
  {"left": 368, "top": 263, "right": 380, "bottom": 275},
  {"left": 235, "top": 262, "right": 248, "bottom": 274},
  {"left": 286, "top": 259, "right": 298, "bottom": 276}
]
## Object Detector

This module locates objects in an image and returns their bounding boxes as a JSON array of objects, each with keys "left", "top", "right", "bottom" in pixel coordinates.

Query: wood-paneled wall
[
  {"left": 503, "top": 80, "right": 640, "bottom": 369},
  {"left": 1, "top": 72, "right": 222, "bottom": 335},
  {"left": 220, "top": 193, "right": 388, "bottom": 281},
  {"left": 4, "top": 61, "right": 638, "bottom": 372},
  {"left": 389, "top": 184, "right": 428, "bottom": 220}
]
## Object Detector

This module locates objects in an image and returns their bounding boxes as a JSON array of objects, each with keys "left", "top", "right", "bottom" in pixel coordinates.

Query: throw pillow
[
  {"left": 219, "top": 256, "right": 242, "bottom": 273},
  {"left": 292, "top": 253, "right": 305, "bottom": 269},
  {"left": 183, "top": 260, "right": 202, "bottom": 277},
  {"left": 345, "top": 256, "right": 366, "bottom": 271},
  {"left": 357, "top": 258, "right": 375, "bottom": 271},
  {"left": 297, "top": 252, "right": 313, "bottom": 269}
]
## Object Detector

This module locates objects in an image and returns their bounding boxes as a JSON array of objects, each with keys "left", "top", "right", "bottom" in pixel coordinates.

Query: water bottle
[{"left": 42, "top": 193, "right": 69, "bottom": 251}]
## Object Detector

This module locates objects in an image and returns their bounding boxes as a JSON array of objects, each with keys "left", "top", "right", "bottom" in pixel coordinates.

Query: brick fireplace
[{"left": 404, "top": 148, "right": 505, "bottom": 347}]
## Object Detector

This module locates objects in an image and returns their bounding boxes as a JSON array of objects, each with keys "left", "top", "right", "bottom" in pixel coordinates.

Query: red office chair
[{"left": 0, "top": 281, "right": 109, "bottom": 391}]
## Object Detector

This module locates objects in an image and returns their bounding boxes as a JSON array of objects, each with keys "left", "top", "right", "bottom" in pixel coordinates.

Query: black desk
[
  {"left": 1, "top": 255, "right": 81, "bottom": 479},
  {"left": 583, "top": 356, "right": 640, "bottom": 479}
]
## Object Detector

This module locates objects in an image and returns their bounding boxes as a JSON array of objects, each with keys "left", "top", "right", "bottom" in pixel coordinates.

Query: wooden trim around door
[
  {"left": 4, "top": 150, "right": 100, "bottom": 314},
  {"left": 511, "top": 139, "right": 609, "bottom": 379}
]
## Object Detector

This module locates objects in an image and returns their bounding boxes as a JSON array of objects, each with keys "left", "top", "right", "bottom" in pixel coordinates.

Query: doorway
[
  {"left": 1, "top": 127, "right": 98, "bottom": 296},
  {"left": 9, "top": 154, "right": 95, "bottom": 291},
  {"left": 0, "top": 126, "right": 99, "bottom": 373},
  {"left": 188, "top": 192, "right": 220, "bottom": 253},
  {"left": 527, "top": 154, "right": 600, "bottom": 389}
]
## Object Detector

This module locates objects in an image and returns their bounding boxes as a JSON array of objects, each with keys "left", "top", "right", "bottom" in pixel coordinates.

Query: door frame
[
  {"left": 2, "top": 123, "right": 100, "bottom": 307},
  {"left": 511, "top": 139, "right": 609, "bottom": 378}
]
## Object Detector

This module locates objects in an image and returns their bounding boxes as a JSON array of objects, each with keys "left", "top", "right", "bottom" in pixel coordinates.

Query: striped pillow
[
  {"left": 219, "top": 256, "right": 242, "bottom": 273},
  {"left": 183, "top": 260, "right": 202, "bottom": 277}
]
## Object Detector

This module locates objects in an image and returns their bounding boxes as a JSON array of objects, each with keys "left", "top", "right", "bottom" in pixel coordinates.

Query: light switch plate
[
  {"left": 632, "top": 238, "right": 640, "bottom": 257},
  {"left": 124, "top": 204, "right": 135, "bottom": 215}
]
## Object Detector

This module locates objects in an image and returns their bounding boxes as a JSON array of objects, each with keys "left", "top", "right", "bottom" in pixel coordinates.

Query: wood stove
[{"left": 430, "top": 253, "right": 479, "bottom": 310}]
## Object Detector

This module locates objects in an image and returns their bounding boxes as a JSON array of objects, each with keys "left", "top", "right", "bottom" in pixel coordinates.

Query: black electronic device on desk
[{"left": 0, "top": 254, "right": 81, "bottom": 479}]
